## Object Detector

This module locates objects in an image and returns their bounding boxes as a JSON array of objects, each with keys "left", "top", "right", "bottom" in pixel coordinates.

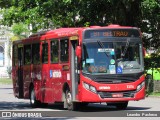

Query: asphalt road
[{"left": 0, "top": 84, "right": 160, "bottom": 120}]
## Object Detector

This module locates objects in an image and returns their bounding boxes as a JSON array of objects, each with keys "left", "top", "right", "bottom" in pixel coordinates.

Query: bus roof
[
  {"left": 13, "top": 24, "right": 138, "bottom": 43},
  {"left": 29, "top": 25, "right": 137, "bottom": 38}
]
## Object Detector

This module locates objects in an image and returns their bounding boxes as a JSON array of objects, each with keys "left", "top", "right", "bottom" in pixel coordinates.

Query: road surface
[{"left": 0, "top": 84, "right": 160, "bottom": 120}]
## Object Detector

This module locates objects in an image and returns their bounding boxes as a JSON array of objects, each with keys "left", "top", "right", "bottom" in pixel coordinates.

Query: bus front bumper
[{"left": 79, "top": 85, "right": 145, "bottom": 103}]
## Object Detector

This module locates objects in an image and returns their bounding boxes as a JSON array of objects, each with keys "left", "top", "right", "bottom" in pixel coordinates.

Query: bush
[{"left": 144, "top": 53, "right": 160, "bottom": 95}]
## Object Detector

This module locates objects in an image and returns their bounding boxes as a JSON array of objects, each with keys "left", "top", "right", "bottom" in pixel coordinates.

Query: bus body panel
[
  {"left": 23, "top": 65, "right": 31, "bottom": 98},
  {"left": 49, "top": 63, "right": 71, "bottom": 102},
  {"left": 80, "top": 86, "right": 145, "bottom": 102},
  {"left": 32, "top": 64, "right": 42, "bottom": 99},
  {"left": 82, "top": 75, "right": 145, "bottom": 92},
  {"left": 78, "top": 74, "right": 145, "bottom": 102},
  {"left": 40, "top": 64, "right": 53, "bottom": 103},
  {"left": 12, "top": 66, "right": 19, "bottom": 97}
]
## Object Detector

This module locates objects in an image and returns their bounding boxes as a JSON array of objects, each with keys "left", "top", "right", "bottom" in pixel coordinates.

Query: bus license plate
[{"left": 112, "top": 93, "right": 123, "bottom": 98}]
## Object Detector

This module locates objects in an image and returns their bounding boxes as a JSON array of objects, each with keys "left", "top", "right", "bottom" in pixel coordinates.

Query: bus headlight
[
  {"left": 83, "top": 82, "right": 90, "bottom": 90},
  {"left": 83, "top": 82, "right": 97, "bottom": 93},
  {"left": 136, "top": 81, "right": 145, "bottom": 92}
]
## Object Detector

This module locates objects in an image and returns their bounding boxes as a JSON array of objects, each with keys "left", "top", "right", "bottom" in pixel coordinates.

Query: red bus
[{"left": 12, "top": 25, "right": 145, "bottom": 110}]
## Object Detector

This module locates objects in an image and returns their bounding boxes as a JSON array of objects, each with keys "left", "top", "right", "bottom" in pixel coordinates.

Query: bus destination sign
[
  {"left": 92, "top": 31, "right": 128, "bottom": 37},
  {"left": 84, "top": 29, "right": 140, "bottom": 39}
]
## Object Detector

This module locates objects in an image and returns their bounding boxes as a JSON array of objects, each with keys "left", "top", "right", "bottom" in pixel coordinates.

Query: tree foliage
[
  {"left": 10, "top": 23, "right": 29, "bottom": 41},
  {"left": 0, "top": 0, "right": 143, "bottom": 27},
  {"left": 0, "top": 0, "right": 159, "bottom": 50},
  {"left": 11, "top": 23, "right": 28, "bottom": 36},
  {"left": 142, "top": 0, "right": 160, "bottom": 49}
]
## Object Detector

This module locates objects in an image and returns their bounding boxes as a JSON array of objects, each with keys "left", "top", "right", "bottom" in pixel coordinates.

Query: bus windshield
[{"left": 82, "top": 40, "right": 144, "bottom": 75}]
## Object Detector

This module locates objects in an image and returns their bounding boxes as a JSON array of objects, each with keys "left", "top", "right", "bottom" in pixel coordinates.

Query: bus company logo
[
  {"left": 99, "top": 86, "right": 110, "bottom": 90},
  {"left": 127, "top": 85, "right": 134, "bottom": 89},
  {"left": 2, "top": 112, "right": 11, "bottom": 117}
]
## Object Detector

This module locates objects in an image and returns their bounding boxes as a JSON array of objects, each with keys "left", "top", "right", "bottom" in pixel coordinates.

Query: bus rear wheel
[{"left": 65, "top": 89, "right": 77, "bottom": 111}]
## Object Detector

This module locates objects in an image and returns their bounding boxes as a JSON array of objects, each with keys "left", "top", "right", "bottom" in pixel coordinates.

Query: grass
[
  {"left": 0, "top": 78, "right": 12, "bottom": 85},
  {"left": 149, "top": 92, "right": 160, "bottom": 97}
]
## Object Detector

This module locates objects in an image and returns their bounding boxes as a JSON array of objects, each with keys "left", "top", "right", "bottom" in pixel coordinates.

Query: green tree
[
  {"left": 0, "top": 0, "right": 11, "bottom": 8},
  {"left": 11, "top": 23, "right": 29, "bottom": 41},
  {"left": 0, "top": 0, "right": 145, "bottom": 28},
  {"left": 142, "top": 0, "right": 160, "bottom": 50},
  {"left": 0, "top": 0, "right": 159, "bottom": 51}
]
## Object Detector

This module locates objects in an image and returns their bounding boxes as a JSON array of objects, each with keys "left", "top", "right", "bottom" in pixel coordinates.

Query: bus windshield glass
[{"left": 82, "top": 40, "right": 143, "bottom": 75}]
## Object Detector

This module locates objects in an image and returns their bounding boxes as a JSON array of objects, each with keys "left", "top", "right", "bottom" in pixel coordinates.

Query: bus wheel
[
  {"left": 65, "top": 90, "right": 77, "bottom": 111},
  {"left": 146, "top": 74, "right": 153, "bottom": 80},
  {"left": 30, "top": 87, "right": 40, "bottom": 108},
  {"left": 146, "top": 74, "right": 154, "bottom": 93}
]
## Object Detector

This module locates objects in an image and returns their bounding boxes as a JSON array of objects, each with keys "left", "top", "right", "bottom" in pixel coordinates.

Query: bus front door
[
  {"left": 70, "top": 40, "right": 79, "bottom": 101},
  {"left": 18, "top": 47, "right": 24, "bottom": 98}
]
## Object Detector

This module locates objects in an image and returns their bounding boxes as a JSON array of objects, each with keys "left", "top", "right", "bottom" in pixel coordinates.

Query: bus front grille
[
  {"left": 98, "top": 90, "right": 136, "bottom": 99},
  {"left": 83, "top": 72, "right": 144, "bottom": 84}
]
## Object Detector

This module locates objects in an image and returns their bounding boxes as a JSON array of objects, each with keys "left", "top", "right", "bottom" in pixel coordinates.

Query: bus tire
[
  {"left": 65, "top": 89, "right": 77, "bottom": 111},
  {"left": 146, "top": 74, "right": 153, "bottom": 80},
  {"left": 30, "top": 87, "right": 40, "bottom": 108},
  {"left": 146, "top": 74, "right": 154, "bottom": 93}
]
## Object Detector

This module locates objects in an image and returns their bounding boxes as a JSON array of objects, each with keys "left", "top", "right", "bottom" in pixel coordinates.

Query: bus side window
[
  {"left": 60, "top": 39, "right": 69, "bottom": 62},
  {"left": 13, "top": 45, "right": 18, "bottom": 66},
  {"left": 51, "top": 40, "right": 59, "bottom": 63},
  {"left": 42, "top": 43, "right": 48, "bottom": 63},
  {"left": 24, "top": 45, "right": 31, "bottom": 65},
  {"left": 32, "top": 43, "right": 40, "bottom": 64}
]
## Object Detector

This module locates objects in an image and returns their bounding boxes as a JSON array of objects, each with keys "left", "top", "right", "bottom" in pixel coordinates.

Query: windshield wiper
[
  {"left": 121, "top": 38, "right": 130, "bottom": 57},
  {"left": 97, "top": 40, "right": 109, "bottom": 57}
]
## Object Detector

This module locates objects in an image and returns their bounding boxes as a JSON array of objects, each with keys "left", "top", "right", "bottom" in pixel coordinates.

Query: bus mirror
[{"left": 76, "top": 46, "right": 82, "bottom": 59}]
